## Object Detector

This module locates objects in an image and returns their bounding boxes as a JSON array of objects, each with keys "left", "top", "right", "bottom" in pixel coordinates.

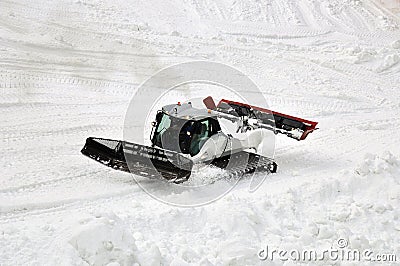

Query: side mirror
[{"left": 151, "top": 121, "right": 157, "bottom": 127}]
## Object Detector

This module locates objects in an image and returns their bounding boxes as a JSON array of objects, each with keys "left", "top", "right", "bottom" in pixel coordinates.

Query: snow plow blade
[
  {"left": 216, "top": 99, "right": 318, "bottom": 140},
  {"left": 81, "top": 137, "right": 193, "bottom": 183}
]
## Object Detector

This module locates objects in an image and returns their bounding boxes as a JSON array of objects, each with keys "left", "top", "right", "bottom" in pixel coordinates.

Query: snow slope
[{"left": 0, "top": 0, "right": 400, "bottom": 265}]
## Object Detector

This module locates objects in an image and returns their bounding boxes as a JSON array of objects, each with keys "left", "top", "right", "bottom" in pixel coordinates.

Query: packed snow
[{"left": 1, "top": 0, "right": 400, "bottom": 265}]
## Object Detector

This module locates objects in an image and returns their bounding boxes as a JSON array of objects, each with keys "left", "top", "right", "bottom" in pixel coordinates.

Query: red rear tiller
[{"left": 215, "top": 98, "right": 318, "bottom": 141}]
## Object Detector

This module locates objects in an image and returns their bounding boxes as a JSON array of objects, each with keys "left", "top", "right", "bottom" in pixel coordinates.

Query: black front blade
[
  {"left": 123, "top": 141, "right": 193, "bottom": 182},
  {"left": 81, "top": 137, "right": 193, "bottom": 182}
]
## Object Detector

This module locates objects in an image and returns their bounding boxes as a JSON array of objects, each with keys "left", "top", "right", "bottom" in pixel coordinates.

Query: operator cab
[{"left": 151, "top": 110, "right": 221, "bottom": 156}]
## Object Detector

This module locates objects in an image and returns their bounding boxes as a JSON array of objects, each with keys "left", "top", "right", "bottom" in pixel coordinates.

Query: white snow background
[{"left": 0, "top": 0, "right": 400, "bottom": 265}]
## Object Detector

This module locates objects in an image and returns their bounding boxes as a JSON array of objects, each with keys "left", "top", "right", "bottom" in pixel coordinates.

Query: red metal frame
[{"left": 218, "top": 99, "right": 318, "bottom": 140}]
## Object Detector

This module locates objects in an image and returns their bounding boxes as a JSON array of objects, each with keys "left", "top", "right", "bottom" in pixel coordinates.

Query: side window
[{"left": 189, "top": 120, "right": 209, "bottom": 156}]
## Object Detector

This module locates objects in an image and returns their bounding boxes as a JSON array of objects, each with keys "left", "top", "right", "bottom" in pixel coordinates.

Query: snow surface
[{"left": 1, "top": 0, "right": 400, "bottom": 265}]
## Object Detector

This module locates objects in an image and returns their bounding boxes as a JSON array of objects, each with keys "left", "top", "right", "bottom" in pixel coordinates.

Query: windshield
[
  {"left": 152, "top": 112, "right": 194, "bottom": 154},
  {"left": 151, "top": 112, "right": 220, "bottom": 156}
]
